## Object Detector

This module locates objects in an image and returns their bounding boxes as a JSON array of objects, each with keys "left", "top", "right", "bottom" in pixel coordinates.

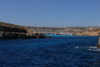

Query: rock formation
[
  {"left": 96, "top": 33, "right": 100, "bottom": 48},
  {"left": 0, "top": 22, "right": 49, "bottom": 39}
]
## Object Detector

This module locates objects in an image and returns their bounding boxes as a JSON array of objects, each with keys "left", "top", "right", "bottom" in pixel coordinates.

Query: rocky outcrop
[
  {"left": 0, "top": 32, "right": 49, "bottom": 39},
  {"left": 0, "top": 22, "right": 49, "bottom": 39},
  {"left": 96, "top": 33, "right": 100, "bottom": 48}
]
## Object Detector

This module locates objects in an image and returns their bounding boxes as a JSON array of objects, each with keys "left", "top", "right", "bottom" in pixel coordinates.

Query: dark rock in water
[
  {"left": 96, "top": 45, "right": 100, "bottom": 48},
  {"left": 96, "top": 33, "right": 100, "bottom": 48},
  {"left": 96, "top": 37, "right": 100, "bottom": 48}
]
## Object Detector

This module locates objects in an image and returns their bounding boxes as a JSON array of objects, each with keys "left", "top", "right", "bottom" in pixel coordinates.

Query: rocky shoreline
[
  {"left": 0, "top": 32, "right": 49, "bottom": 39},
  {"left": 0, "top": 22, "right": 50, "bottom": 39}
]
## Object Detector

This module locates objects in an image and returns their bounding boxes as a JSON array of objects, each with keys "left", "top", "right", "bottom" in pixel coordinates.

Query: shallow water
[{"left": 0, "top": 36, "right": 100, "bottom": 67}]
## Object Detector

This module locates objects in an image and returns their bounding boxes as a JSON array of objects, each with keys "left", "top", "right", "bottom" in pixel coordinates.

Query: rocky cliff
[{"left": 0, "top": 22, "right": 49, "bottom": 39}]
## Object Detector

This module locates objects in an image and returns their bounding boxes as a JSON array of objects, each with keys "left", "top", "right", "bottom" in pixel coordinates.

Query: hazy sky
[{"left": 0, "top": 0, "right": 100, "bottom": 27}]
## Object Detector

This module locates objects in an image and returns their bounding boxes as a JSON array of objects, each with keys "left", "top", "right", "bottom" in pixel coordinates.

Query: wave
[
  {"left": 75, "top": 46, "right": 79, "bottom": 48},
  {"left": 88, "top": 46, "right": 100, "bottom": 51},
  {"left": 75, "top": 46, "right": 100, "bottom": 51}
]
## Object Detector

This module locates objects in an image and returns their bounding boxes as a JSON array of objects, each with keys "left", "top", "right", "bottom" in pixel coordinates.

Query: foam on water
[
  {"left": 88, "top": 46, "right": 100, "bottom": 51},
  {"left": 75, "top": 46, "right": 79, "bottom": 49},
  {"left": 75, "top": 46, "right": 100, "bottom": 51}
]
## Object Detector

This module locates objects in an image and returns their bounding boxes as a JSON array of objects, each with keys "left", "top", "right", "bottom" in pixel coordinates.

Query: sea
[{"left": 0, "top": 35, "right": 100, "bottom": 67}]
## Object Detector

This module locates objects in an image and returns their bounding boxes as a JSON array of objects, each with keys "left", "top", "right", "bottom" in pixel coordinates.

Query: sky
[{"left": 0, "top": 0, "right": 100, "bottom": 27}]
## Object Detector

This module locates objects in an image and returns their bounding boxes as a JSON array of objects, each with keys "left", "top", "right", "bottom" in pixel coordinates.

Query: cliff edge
[{"left": 0, "top": 22, "right": 49, "bottom": 39}]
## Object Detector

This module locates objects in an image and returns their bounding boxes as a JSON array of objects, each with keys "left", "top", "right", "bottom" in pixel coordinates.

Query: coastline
[
  {"left": 0, "top": 21, "right": 100, "bottom": 39},
  {"left": 0, "top": 22, "right": 49, "bottom": 39}
]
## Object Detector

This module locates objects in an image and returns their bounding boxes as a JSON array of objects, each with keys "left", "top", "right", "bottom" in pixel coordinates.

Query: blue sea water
[{"left": 0, "top": 35, "right": 100, "bottom": 67}]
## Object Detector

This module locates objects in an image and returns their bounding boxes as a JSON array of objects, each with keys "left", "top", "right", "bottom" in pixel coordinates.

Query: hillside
[
  {"left": 0, "top": 22, "right": 49, "bottom": 39},
  {"left": 0, "top": 22, "right": 28, "bottom": 33},
  {"left": 27, "top": 26, "right": 100, "bottom": 36}
]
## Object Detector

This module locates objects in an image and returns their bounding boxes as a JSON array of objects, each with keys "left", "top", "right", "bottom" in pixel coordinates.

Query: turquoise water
[{"left": 0, "top": 35, "right": 100, "bottom": 67}]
